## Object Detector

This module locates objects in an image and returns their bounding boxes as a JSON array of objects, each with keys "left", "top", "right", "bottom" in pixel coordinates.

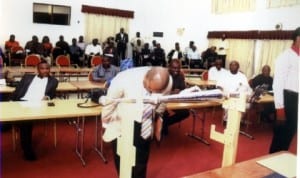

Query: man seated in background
[
  {"left": 201, "top": 46, "right": 218, "bottom": 69},
  {"left": 250, "top": 65, "right": 275, "bottom": 122},
  {"left": 208, "top": 58, "right": 228, "bottom": 83},
  {"left": 25, "top": 35, "right": 44, "bottom": 55},
  {"left": 217, "top": 60, "right": 252, "bottom": 124},
  {"left": 4, "top": 34, "right": 21, "bottom": 64},
  {"left": 140, "top": 43, "right": 152, "bottom": 66},
  {"left": 69, "top": 38, "right": 82, "bottom": 66},
  {"left": 187, "top": 45, "right": 202, "bottom": 69},
  {"left": 85, "top": 38, "right": 103, "bottom": 67},
  {"left": 167, "top": 42, "right": 184, "bottom": 65},
  {"left": 91, "top": 54, "right": 119, "bottom": 85},
  {"left": 162, "top": 59, "right": 190, "bottom": 135},
  {"left": 11, "top": 60, "right": 58, "bottom": 161},
  {"left": 152, "top": 43, "right": 166, "bottom": 67}
]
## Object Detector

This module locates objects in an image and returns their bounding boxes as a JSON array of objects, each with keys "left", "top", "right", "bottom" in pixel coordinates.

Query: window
[{"left": 33, "top": 3, "right": 71, "bottom": 25}]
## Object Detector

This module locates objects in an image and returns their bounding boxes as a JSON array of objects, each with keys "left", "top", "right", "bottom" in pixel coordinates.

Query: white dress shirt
[
  {"left": 217, "top": 71, "right": 252, "bottom": 96},
  {"left": 208, "top": 67, "right": 228, "bottom": 83},
  {"left": 85, "top": 44, "right": 103, "bottom": 56},
  {"left": 273, "top": 48, "right": 299, "bottom": 108},
  {"left": 21, "top": 76, "right": 48, "bottom": 101}
]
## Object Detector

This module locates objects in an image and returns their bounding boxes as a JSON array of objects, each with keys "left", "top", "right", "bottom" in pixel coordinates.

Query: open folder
[{"left": 256, "top": 152, "right": 297, "bottom": 178}]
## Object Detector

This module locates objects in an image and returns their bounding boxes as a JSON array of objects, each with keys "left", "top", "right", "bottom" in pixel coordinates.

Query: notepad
[
  {"left": 0, "top": 79, "right": 6, "bottom": 85},
  {"left": 256, "top": 152, "right": 296, "bottom": 178}
]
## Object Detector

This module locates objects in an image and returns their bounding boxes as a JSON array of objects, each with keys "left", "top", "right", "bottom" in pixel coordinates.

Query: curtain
[
  {"left": 257, "top": 40, "right": 292, "bottom": 75},
  {"left": 226, "top": 39, "right": 255, "bottom": 78},
  {"left": 209, "top": 38, "right": 255, "bottom": 78},
  {"left": 211, "top": 0, "right": 256, "bottom": 14},
  {"left": 207, "top": 30, "right": 293, "bottom": 40},
  {"left": 267, "top": 0, "right": 300, "bottom": 8},
  {"left": 84, "top": 13, "right": 129, "bottom": 44}
]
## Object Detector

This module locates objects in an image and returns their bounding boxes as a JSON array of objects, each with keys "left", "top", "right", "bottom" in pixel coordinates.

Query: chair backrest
[
  {"left": 91, "top": 56, "right": 102, "bottom": 67},
  {"left": 88, "top": 70, "right": 93, "bottom": 81},
  {"left": 56, "top": 55, "right": 70, "bottom": 67},
  {"left": 202, "top": 70, "right": 209, "bottom": 81},
  {"left": 24, "top": 54, "right": 41, "bottom": 67}
]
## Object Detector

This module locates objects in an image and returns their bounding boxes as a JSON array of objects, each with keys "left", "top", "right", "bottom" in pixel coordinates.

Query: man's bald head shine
[{"left": 144, "top": 67, "right": 170, "bottom": 94}]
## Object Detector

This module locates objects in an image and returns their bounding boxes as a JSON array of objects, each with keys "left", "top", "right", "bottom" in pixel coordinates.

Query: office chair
[
  {"left": 91, "top": 55, "right": 103, "bottom": 67},
  {"left": 24, "top": 54, "right": 41, "bottom": 67}
]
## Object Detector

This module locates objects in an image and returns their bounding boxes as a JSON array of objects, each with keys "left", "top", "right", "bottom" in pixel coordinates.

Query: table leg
[
  {"left": 186, "top": 109, "right": 210, "bottom": 145},
  {"left": 12, "top": 124, "right": 17, "bottom": 152},
  {"left": 75, "top": 116, "right": 86, "bottom": 166},
  {"left": 54, "top": 120, "right": 57, "bottom": 147},
  {"left": 94, "top": 115, "right": 107, "bottom": 163},
  {"left": 239, "top": 110, "right": 254, "bottom": 140}
]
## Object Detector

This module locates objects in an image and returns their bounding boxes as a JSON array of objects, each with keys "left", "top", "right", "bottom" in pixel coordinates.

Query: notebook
[{"left": 256, "top": 152, "right": 296, "bottom": 178}]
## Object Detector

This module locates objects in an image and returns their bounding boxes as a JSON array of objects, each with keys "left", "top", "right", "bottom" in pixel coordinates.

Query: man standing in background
[
  {"left": 217, "top": 33, "right": 229, "bottom": 68},
  {"left": 115, "top": 28, "right": 129, "bottom": 62}
]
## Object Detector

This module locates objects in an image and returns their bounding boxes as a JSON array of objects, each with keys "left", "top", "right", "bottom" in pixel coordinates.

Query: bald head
[
  {"left": 144, "top": 67, "right": 170, "bottom": 94},
  {"left": 229, "top": 60, "right": 240, "bottom": 74},
  {"left": 262, "top": 65, "right": 271, "bottom": 77}
]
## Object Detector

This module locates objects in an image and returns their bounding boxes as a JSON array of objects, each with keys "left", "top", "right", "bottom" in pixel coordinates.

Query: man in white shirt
[
  {"left": 269, "top": 27, "right": 299, "bottom": 153},
  {"left": 85, "top": 38, "right": 103, "bottom": 67},
  {"left": 11, "top": 60, "right": 58, "bottom": 161},
  {"left": 101, "top": 67, "right": 172, "bottom": 178},
  {"left": 217, "top": 34, "right": 229, "bottom": 68},
  {"left": 187, "top": 45, "right": 202, "bottom": 69},
  {"left": 217, "top": 60, "right": 251, "bottom": 95},
  {"left": 217, "top": 61, "right": 252, "bottom": 123},
  {"left": 208, "top": 58, "right": 228, "bottom": 83}
]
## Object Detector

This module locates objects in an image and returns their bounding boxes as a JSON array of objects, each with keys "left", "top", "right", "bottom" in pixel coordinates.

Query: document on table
[
  {"left": 256, "top": 152, "right": 296, "bottom": 178},
  {"left": 0, "top": 79, "right": 6, "bottom": 85}
]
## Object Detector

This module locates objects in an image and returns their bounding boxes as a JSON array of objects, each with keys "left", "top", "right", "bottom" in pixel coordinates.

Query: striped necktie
[{"left": 141, "top": 104, "right": 153, "bottom": 139}]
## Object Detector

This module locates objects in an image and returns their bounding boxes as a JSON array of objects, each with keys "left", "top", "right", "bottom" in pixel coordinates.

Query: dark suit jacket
[
  {"left": 115, "top": 33, "right": 129, "bottom": 49},
  {"left": 11, "top": 74, "right": 58, "bottom": 101}
]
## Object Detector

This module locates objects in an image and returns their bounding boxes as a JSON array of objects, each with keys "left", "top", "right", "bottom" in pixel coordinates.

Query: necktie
[{"left": 141, "top": 104, "right": 153, "bottom": 139}]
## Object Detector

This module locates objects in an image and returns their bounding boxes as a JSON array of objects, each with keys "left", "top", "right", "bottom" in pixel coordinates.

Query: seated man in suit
[
  {"left": 167, "top": 42, "right": 183, "bottom": 65},
  {"left": 250, "top": 65, "right": 275, "bottom": 122},
  {"left": 11, "top": 60, "right": 58, "bottom": 161},
  {"left": 162, "top": 59, "right": 190, "bottom": 135},
  {"left": 91, "top": 54, "right": 119, "bottom": 85}
]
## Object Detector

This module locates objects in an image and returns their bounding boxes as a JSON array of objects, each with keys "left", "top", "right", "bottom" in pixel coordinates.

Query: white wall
[{"left": 1, "top": 0, "right": 299, "bottom": 53}]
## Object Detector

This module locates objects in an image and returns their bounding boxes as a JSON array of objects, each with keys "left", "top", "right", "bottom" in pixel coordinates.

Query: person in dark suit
[
  {"left": 115, "top": 28, "right": 129, "bottom": 62},
  {"left": 11, "top": 60, "right": 58, "bottom": 161},
  {"left": 250, "top": 65, "right": 275, "bottom": 122},
  {"left": 162, "top": 59, "right": 190, "bottom": 135}
]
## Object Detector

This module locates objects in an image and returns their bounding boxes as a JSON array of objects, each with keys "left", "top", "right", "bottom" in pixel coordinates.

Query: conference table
[
  {"left": 70, "top": 81, "right": 106, "bottom": 98},
  {"left": 0, "top": 85, "right": 15, "bottom": 93},
  {"left": 0, "top": 99, "right": 106, "bottom": 166},
  {"left": 185, "top": 77, "right": 217, "bottom": 88},
  {"left": 183, "top": 151, "right": 296, "bottom": 178},
  {"left": 167, "top": 99, "right": 223, "bottom": 145},
  {"left": 166, "top": 93, "right": 274, "bottom": 145},
  {"left": 5, "top": 66, "right": 91, "bottom": 81},
  {"left": 0, "top": 81, "right": 104, "bottom": 96}
]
